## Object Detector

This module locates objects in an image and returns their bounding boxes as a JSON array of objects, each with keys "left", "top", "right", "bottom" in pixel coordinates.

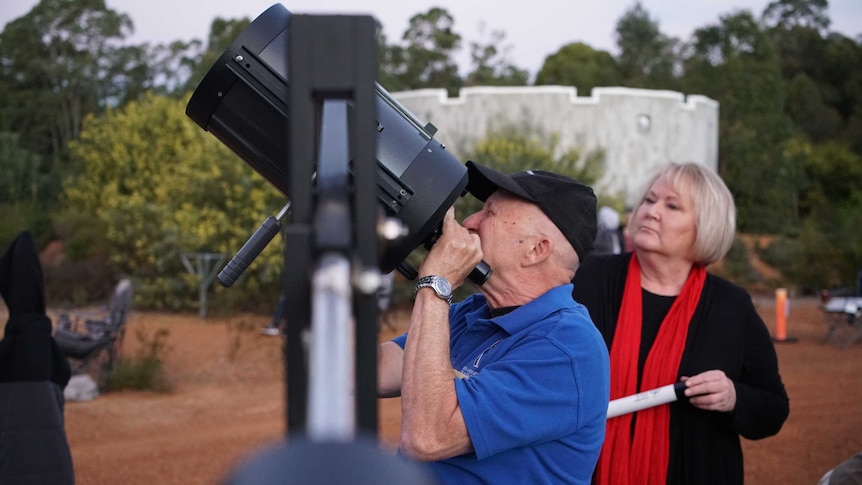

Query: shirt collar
[{"left": 467, "top": 284, "right": 576, "bottom": 334}]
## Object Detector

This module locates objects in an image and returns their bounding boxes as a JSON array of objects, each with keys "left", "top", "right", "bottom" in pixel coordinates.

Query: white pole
[
  {"left": 307, "top": 253, "right": 355, "bottom": 441},
  {"left": 606, "top": 382, "right": 687, "bottom": 419}
]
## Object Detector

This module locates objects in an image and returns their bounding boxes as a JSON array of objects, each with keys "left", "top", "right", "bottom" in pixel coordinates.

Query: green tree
[
  {"left": 683, "top": 10, "right": 794, "bottom": 232},
  {"left": 762, "top": 0, "right": 830, "bottom": 32},
  {"left": 0, "top": 0, "right": 149, "bottom": 162},
  {"left": 179, "top": 17, "right": 251, "bottom": 95},
  {"left": 61, "top": 93, "right": 285, "bottom": 311},
  {"left": 0, "top": 132, "right": 53, "bottom": 247},
  {"left": 793, "top": 139, "right": 862, "bottom": 215},
  {"left": 757, "top": 137, "right": 862, "bottom": 292},
  {"left": 761, "top": 0, "right": 846, "bottom": 141},
  {"left": 0, "top": 132, "right": 45, "bottom": 205},
  {"left": 391, "top": 7, "right": 463, "bottom": 94},
  {"left": 0, "top": 0, "right": 158, "bottom": 228},
  {"left": 377, "top": 20, "right": 408, "bottom": 92},
  {"left": 614, "top": 2, "right": 679, "bottom": 89},
  {"left": 146, "top": 39, "right": 205, "bottom": 97},
  {"left": 785, "top": 72, "right": 844, "bottom": 141},
  {"left": 764, "top": 16, "right": 827, "bottom": 82},
  {"left": 464, "top": 24, "right": 529, "bottom": 87},
  {"left": 763, "top": 198, "right": 862, "bottom": 292},
  {"left": 761, "top": 0, "right": 862, "bottom": 151},
  {"left": 813, "top": 33, "right": 862, "bottom": 152},
  {"left": 535, "top": 42, "right": 622, "bottom": 94}
]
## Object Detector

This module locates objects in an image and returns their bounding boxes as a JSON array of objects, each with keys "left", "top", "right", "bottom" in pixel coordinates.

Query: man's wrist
[{"left": 414, "top": 275, "right": 453, "bottom": 305}]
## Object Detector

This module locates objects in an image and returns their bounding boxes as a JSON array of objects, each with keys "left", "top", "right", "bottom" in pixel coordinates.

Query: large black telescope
[{"left": 186, "top": 3, "right": 482, "bottom": 281}]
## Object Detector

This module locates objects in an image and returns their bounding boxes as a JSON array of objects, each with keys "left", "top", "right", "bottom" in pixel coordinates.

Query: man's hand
[{"left": 419, "top": 207, "right": 483, "bottom": 289}]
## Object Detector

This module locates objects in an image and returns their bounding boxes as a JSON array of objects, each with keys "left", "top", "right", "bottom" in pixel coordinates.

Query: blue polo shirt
[{"left": 393, "top": 284, "right": 610, "bottom": 485}]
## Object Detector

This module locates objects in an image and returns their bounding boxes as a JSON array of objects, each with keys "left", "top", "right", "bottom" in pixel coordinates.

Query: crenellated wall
[{"left": 391, "top": 85, "right": 718, "bottom": 204}]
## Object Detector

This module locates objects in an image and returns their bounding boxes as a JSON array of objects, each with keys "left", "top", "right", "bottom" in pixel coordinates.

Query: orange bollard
[{"left": 773, "top": 288, "right": 797, "bottom": 343}]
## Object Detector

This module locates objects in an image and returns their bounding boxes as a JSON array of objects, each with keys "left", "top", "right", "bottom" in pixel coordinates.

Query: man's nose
[{"left": 462, "top": 212, "right": 480, "bottom": 230}]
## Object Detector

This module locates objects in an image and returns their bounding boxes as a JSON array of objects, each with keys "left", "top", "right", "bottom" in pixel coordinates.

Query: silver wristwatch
[{"left": 414, "top": 275, "right": 453, "bottom": 305}]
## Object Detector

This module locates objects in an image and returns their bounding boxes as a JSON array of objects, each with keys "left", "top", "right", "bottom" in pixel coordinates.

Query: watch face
[
  {"left": 433, "top": 277, "right": 451, "bottom": 296},
  {"left": 416, "top": 276, "right": 452, "bottom": 302}
]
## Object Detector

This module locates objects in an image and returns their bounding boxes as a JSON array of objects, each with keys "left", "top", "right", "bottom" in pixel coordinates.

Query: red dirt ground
[{"left": 4, "top": 296, "right": 862, "bottom": 484}]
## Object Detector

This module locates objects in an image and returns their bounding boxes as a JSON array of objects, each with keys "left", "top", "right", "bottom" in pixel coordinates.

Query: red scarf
[{"left": 595, "top": 254, "right": 705, "bottom": 485}]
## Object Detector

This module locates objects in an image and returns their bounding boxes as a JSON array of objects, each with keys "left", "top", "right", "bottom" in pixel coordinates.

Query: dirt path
[{"left": 25, "top": 297, "right": 862, "bottom": 483}]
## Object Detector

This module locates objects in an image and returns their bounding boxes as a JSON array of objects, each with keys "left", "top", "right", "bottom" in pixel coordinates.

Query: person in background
[
  {"left": 260, "top": 294, "right": 287, "bottom": 336},
  {"left": 378, "top": 161, "right": 610, "bottom": 485},
  {"left": 572, "top": 162, "right": 789, "bottom": 484},
  {"left": 593, "top": 206, "right": 622, "bottom": 256}
]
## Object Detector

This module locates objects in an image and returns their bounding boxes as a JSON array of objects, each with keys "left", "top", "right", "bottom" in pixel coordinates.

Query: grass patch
[{"left": 103, "top": 327, "right": 173, "bottom": 392}]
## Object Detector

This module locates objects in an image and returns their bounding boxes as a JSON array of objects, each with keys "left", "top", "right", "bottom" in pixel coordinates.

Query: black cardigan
[{"left": 573, "top": 253, "right": 789, "bottom": 485}]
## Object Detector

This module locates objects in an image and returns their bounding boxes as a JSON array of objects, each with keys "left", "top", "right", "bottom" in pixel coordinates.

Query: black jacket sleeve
[{"left": 720, "top": 283, "right": 790, "bottom": 439}]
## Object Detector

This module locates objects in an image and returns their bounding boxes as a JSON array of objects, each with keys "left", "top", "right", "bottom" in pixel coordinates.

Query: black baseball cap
[{"left": 466, "top": 161, "right": 597, "bottom": 261}]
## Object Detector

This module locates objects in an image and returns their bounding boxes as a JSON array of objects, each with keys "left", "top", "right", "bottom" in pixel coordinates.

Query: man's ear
[{"left": 523, "top": 236, "right": 553, "bottom": 267}]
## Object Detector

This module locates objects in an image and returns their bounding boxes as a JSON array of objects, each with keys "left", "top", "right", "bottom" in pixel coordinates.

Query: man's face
[{"left": 462, "top": 190, "right": 544, "bottom": 274}]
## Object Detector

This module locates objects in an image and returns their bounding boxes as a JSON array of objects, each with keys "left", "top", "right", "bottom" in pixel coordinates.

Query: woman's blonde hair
[{"left": 631, "top": 162, "right": 736, "bottom": 266}]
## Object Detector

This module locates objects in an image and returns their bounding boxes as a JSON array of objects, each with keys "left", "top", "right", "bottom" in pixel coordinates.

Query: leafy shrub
[
  {"left": 715, "top": 236, "right": 760, "bottom": 287},
  {"left": 60, "top": 93, "right": 285, "bottom": 312},
  {"left": 757, "top": 218, "right": 858, "bottom": 295},
  {"left": 757, "top": 236, "right": 799, "bottom": 278}
]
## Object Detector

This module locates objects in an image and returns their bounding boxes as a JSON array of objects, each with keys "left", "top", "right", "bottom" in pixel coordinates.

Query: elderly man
[{"left": 378, "top": 161, "right": 610, "bottom": 484}]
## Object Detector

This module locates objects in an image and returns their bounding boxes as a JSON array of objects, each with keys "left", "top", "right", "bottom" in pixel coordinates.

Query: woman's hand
[{"left": 680, "top": 370, "right": 737, "bottom": 412}]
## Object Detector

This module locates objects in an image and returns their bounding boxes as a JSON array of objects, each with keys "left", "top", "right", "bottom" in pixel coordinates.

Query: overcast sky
[{"left": 2, "top": 0, "right": 861, "bottom": 77}]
